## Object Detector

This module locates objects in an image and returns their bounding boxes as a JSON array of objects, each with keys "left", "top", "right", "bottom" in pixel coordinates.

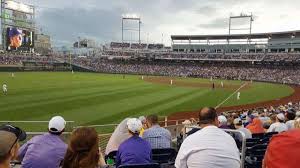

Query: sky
[{"left": 19, "top": 0, "right": 300, "bottom": 47}]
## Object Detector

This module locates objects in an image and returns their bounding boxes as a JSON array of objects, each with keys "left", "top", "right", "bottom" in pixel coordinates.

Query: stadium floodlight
[
  {"left": 121, "top": 13, "right": 142, "bottom": 44},
  {"left": 122, "top": 13, "right": 140, "bottom": 20},
  {"left": 5, "top": 0, "right": 34, "bottom": 14}
]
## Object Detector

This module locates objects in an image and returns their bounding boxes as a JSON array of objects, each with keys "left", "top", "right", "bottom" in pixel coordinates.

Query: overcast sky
[{"left": 20, "top": 0, "right": 300, "bottom": 46}]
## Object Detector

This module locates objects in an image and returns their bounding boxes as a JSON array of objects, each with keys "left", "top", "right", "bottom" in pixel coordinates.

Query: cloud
[
  {"left": 37, "top": 7, "right": 123, "bottom": 46},
  {"left": 198, "top": 17, "right": 228, "bottom": 29},
  {"left": 19, "top": 0, "right": 300, "bottom": 46}
]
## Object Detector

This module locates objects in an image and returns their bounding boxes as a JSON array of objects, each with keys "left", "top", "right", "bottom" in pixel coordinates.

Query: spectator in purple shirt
[
  {"left": 18, "top": 116, "right": 68, "bottom": 168},
  {"left": 116, "top": 118, "right": 152, "bottom": 168}
]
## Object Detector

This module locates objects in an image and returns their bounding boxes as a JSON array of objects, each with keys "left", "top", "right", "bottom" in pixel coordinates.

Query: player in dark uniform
[{"left": 212, "top": 82, "right": 215, "bottom": 90}]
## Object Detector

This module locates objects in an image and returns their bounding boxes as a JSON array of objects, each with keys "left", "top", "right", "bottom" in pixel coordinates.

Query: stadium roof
[{"left": 171, "top": 30, "right": 300, "bottom": 40}]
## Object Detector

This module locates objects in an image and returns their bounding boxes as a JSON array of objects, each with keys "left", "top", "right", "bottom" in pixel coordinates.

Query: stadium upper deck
[{"left": 171, "top": 30, "right": 300, "bottom": 53}]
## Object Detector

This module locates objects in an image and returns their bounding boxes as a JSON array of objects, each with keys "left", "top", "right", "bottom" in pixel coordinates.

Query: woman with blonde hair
[{"left": 62, "top": 127, "right": 107, "bottom": 168}]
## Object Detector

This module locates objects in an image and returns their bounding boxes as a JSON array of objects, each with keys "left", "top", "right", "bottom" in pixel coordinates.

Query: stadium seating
[
  {"left": 118, "top": 163, "right": 160, "bottom": 168},
  {"left": 151, "top": 148, "right": 177, "bottom": 165}
]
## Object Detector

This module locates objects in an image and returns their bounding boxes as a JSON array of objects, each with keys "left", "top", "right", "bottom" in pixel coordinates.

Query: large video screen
[{"left": 6, "top": 27, "right": 34, "bottom": 51}]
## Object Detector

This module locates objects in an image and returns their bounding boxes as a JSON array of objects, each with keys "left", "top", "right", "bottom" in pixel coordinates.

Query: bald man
[{"left": 175, "top": 107, "right": 240, "bottom": 168}]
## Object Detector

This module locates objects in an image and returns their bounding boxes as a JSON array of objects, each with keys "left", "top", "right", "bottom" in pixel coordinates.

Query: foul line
[{"left": 215, "top": 82, "right": 249, "bottom": 109}]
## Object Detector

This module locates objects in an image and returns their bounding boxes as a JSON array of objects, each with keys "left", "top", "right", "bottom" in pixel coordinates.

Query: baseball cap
[
  {"left": 277, "top": 113, "right": 285, "bottom": 121},
  {"left": 0, "top": 124, "right": 26, "bottom": 157},
  {"left": 49, "top": 116, "right": 66, "bottom": 133},
  {"left": 127, "top": 118, "right": 142, "bottom": 133}
]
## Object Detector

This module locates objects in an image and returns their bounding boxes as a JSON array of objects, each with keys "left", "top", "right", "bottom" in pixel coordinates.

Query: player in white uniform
[
  {"left": 237, "top": 92, "right": 240, "bottom": 100},
  {"left": 221, "top": 81, "right": 224, "bottom": 88},
  {"left": 3, "top": 83, "right": 7, "bottom": 95},
  {"left": 11, "top": 73, "right": 15, "bottom": 78},
  {"left": 170, "top": 79, "right": 173, "bottom": 85}
]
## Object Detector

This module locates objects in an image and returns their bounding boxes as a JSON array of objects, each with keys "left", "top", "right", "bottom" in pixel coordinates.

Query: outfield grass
[{"left": 0, "top": 72, "right": 294, "bottom": 132}]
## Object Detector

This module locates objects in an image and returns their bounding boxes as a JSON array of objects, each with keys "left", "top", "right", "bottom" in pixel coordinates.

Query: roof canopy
[{"left": 171, "top": 30, "right": 300, "bottom": 40}]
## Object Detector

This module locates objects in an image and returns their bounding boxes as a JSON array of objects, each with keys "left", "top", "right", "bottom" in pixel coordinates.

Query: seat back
[
  {"left": 246, "top": 138, "right": 261, "bottom": 147},
  {"left": 252, "top": 133, "right": 264, "bottom": 139},
  {"left": 118, "top": 163, "right": 160, "bottom": 168},
  {"left": 151, "top": 148, "right": 177, "bottom": 164}
]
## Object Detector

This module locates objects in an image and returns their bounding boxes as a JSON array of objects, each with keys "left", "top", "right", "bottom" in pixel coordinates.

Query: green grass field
[{"left": 0, "top": 72, "right": 294, "bottom": 132}]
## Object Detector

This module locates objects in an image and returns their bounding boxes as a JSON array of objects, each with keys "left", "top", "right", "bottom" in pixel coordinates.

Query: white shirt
[
  {"left": 236, "top": 127, "right": 252, "bottom": 142},
  {"left": 286, "top": 120, "right": 295, "bottom": 130},
  {"left": 267, "top": 122, "right": 288, "bottom": 133},
  {"left": 175, "top": 126, "right": 240, "bottom": 168},
  {"left": 2, "top": 84, "right": 7, "bottom": 90}
]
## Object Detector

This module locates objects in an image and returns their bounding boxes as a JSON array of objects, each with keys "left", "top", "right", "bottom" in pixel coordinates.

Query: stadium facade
[{"left": 171, "top": 30, "right": 300, "bottom": 53}]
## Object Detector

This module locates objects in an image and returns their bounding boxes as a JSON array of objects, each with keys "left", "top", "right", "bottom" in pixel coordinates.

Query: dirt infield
[
  {"left": 168, "top": 85, "right": 300, "bottom": 120},
  {"left": 144, "top": 77, "right": 251, "bottom": 90}
]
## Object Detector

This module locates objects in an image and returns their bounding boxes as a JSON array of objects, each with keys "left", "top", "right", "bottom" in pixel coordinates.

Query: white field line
[{"left": 215, "top": 82, "right": 249, "bottom": 109}]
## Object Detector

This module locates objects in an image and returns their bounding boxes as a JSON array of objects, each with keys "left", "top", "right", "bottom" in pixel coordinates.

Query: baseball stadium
[{"left": 0, "top": 0, "right": 300, "bottom": 168}]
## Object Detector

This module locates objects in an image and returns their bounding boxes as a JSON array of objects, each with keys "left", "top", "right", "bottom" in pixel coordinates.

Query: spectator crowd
[
  {"left": 1, "top": 100, "right": 300, "bottom": 168},
  {"left": 72, "top": 57, "right": 300, "bottom": 84}
]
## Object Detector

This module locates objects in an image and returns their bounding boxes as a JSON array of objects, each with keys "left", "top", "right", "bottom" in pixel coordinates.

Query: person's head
[
  {"left": 127, "top": 118, "right": 142, "bottom": 136},
  {"left": 138, "top": 116, "right": 147, "bottom": 129},
  {"left": 270, "top": 114, "right": 277, "bottom": 123},
  {"left": 218, "top": 115, "right": 227, "bottom": 126},
  {"left": 9, "top": 28, "right": 23, "bottom": 48},
  {"left": 146, "top": 115, "right": 158, "bottom": 128},
  {"left": 198, "top": 107, "right": 218, "bottom": 127},
  {"left": 48, "top": 116, "right": 66, "bottom": 135},
  {"left": 62, "top": 127, "right": 99, "bottom": 168},
  {"left": 263, "top": 122, "right": 271, "bottom": 132},
  {"left": 233, "top": 118, "right": 243, "bottom": 129},
  {"left": 0, "top": 125, "right": 26, "bottom": 166},
  {"left": 286, "top": 110, "right": 296, "bottom": 121},
  {"left": 276, "top": 113, "right": 285, "bottom": 123}
]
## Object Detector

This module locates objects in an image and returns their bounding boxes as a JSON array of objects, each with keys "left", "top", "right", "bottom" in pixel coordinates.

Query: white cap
[
  {"left": 127, "top": 118, "right": 142, "bottom": 133},
  {"left": 49, "top": 116, "right": 66, "bottom": 133},
  {"left": 277, "top": 113, "right": 285, "bottom": 121},
  {"left": 218, "top": 115, "right": 227, "bottom": 125}
]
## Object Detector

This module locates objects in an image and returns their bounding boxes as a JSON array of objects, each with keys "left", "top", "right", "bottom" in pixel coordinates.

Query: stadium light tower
[{"left": 121, "top": 13, "right": 141, "bottom": 44}]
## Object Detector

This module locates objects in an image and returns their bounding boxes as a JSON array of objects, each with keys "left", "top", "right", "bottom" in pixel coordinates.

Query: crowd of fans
[
  {"left": 1, "top": 101, "right": 300, "bottom": 168},
  {"left": 0, "top": 54, "right": 56, "bottom": 66},
  {"left": 101, "top": 49, "right": 300, "bottom": 62},
  {"left": 110, "top": 42, "right": 164, "bottom": 50},
  {"left": 72, "top": 57, "right": 300, "bottom": 84}
]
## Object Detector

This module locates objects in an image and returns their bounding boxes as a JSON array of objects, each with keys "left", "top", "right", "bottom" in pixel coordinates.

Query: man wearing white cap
[
  {"left": 18, "top": 116, "right": 67, "bottom": 168},
  {"left": 116, "top": 118, "right": 151, "bottom": 168},
  {"left": 267, "top": 113, "right": 288, "bottom": 133}
]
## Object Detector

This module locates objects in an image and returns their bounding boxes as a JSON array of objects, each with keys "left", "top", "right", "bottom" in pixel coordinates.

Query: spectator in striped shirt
[{"left": 142, "top": 114, "right": 171, "bottom": 149}]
